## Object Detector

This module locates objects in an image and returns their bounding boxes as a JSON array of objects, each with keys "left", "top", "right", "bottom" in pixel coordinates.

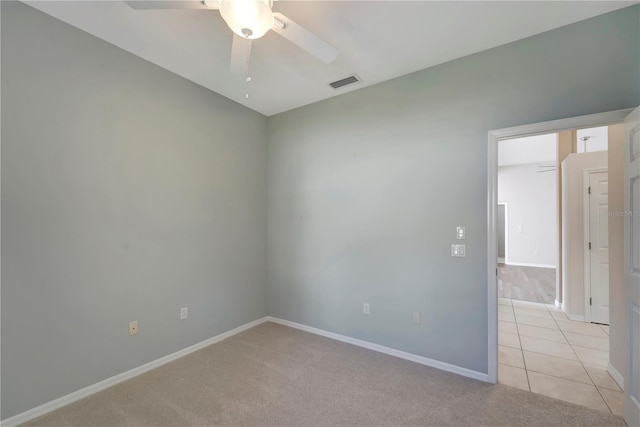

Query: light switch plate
[
  {"left": 451, "top": 244, "right": 466, "bottom": 257},
  {"left": 456, "top": 226, "right": 465, "bottom": 240},
  {"left": 412, "top": 311, "right": 421, "bottom": 324}
]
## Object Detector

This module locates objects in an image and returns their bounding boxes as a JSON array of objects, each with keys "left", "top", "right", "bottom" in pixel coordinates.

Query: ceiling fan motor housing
[{"left": 219, "top": 0, "right": 274, "bottom": 40}]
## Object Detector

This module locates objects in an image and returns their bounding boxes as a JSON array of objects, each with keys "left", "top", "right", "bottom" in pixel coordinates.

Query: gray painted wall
[
  {"left": 267, "top": 5, "right": 639, "bottom": 374},
  {"left": 1, "top": 2, "right": 267, "bottom": 418},
  {"left": 3, "top": 1, "right": 640, "bottom": 420}
]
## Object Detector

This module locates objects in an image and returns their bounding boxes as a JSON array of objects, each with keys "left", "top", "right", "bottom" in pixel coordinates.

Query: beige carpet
[{"left": 26, "top": 322, "right": 625, "bottom": 426}]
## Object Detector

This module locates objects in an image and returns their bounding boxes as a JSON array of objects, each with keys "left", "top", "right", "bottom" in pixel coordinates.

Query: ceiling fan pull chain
[{"left": 245, "top": 38, "right": 252, "bottom": 100}]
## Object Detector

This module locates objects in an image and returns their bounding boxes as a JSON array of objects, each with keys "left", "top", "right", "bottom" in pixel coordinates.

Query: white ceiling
[
  {"left": 25, "top": 1, "right": 636, "bottom": 116},
  {"left": 577, "top": 126, "right": 608, "bottom": 153},
  {"left": 499, "top": 134, "right": 557, "bottom": 167}
]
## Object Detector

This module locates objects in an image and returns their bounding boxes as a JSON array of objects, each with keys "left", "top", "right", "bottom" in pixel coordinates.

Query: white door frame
[
  {"left": 487, "top": 108, "right": 632, "bottom": 384},
  {"left": 583, "top": 168, "right": 608, "bottom": 324},
  {"left": 497, "top": 201, "right": 508, "bottom": 264},
  {"left": 623, "top": 107, "right": 640, "bottom": 425}
]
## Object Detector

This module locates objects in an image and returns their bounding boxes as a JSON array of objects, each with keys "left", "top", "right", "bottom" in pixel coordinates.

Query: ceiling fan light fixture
[{"left": 219, "top": 0, "right": 274, "bottom": 40}]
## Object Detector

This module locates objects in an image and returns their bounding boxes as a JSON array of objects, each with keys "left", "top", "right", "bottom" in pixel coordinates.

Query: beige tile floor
[{"left": 498, "top": 298, "right": 624, "bottom": 416}]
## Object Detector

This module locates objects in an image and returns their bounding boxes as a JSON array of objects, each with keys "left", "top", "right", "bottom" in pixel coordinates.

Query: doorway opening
[{"left": 487, "top": 109, "right": 632, "bottom": 417}]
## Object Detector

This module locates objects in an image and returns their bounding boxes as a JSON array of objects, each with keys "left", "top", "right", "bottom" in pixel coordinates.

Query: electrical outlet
[
  {"left": 129, "top": 320, "right": 139, "bottom": 336},
  {"left": 412, "top": 311, "right": 421, "bottom": 324},
  {"left": 180, "top": 307, "right": 188, "bottom": 320},
  {"left": 363, "top": 303, "right": 370, "bottom": 315}
]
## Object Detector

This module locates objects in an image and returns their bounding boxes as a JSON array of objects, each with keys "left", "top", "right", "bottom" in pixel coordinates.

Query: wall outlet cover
[{"left": 128, "top": 320, "right": 139, "bottom": 336}]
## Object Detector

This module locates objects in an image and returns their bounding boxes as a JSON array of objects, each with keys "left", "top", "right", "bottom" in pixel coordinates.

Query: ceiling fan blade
[
  {"left": 271, "top": 13, "right": 339, "bottom": 64},
  {"left": 124, "top": 1, "right": 218, "bottom": 10},
  {"left": 230, "top": 34, "right": 252, "bottom": 74}
]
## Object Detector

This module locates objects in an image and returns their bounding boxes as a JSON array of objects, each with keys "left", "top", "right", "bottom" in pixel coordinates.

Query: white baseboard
[
  {"left": 266, "top": 316, "right": 489, "bottom": 383},
  {"left": 565, "top": 311, "right": 585, "bottom": 322},
  {"left": 0, "top": 317, "right": 269, "bottom": 427},
  {"left": 3, "top": 316, "right": 490, "bottom": 426},
  {"left": 505, "top": 262, "right": 556, "bottom": 269},
  {"left": 560, "top": 305, "right": 585, "bottom": 322},
  {"left": 607, "top": 362, "right": 625, "bottom": 390}
]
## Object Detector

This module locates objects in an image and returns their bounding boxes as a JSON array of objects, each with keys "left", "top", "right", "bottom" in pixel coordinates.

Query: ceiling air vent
[{"left": 329, "top": 74, "right": 361, "bottom": 89}]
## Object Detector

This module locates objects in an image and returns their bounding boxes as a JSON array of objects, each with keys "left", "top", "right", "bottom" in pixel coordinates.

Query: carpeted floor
[
  {"left": 26, "top": 322, "right": 625, "bottom": 426},
  {"left": 498, "top": 264, "right": 556, "bottom": 304}
]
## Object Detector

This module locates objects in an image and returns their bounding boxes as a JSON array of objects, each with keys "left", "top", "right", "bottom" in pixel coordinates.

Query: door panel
[
  {"left": 633, "top": 177, "right": 640, "bottom": 273},
  {"left": 624, "top": 107, "right": 640, "bottom": 427},
  {"left": 633, "top": 306, "right": 640, "bottom": 409}
]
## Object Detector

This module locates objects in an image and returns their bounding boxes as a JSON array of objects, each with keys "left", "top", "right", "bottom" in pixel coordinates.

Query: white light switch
[
  {"left": 363, "top": 303, "right": 370, "bottom": 315},
  {"left": 412, "top": 311, "right": 421, "bottom": 324},
  {"left": 451, "top": 244, "right": 466, "bottom": 257},
  {"left": 456, "top": 226, "right": 465, "bottom": 240}
]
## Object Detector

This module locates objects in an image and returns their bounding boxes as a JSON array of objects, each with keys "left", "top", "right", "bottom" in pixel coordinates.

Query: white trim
[
  {"left": 267, "top": 317, "right": 489, "bottom": 383},
  {"left": 554, "top": 299, "right": 562, "bottom": 309},
  {"left": 0, "top": 317, "right": 269, "bottom": 427},
  {"left": 487, "top": 108, "right": 632, "bottom": 387},
  {"left": 561, "top": 305, "right": 585, "bottom": 322},
  {"left": 583, "top": 167, "right": 608, "bottom": 324},
  {"left": 607, "top": 362, "right": 625, "bottom": 391},
  {"left": 623, "top": 107, "right": 640, "bottom": 427},
  {"left": 505, "top": 262, "right": 556, "bottom": 269},
  {"left": 488, "top": 128, "right": 499, "bottom": 384},
  {"left": 488, "top": 109, "right": 633, "bottom": 141},
  {"left": 566, "top": 312, "right": 586, "bottom": 322}
]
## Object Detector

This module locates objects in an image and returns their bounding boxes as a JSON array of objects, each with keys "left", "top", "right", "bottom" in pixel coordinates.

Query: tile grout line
[
  {"left": 517, "top": 328, "right": 608, "bottom": 350},
  {"left": 545, "top": 301, "right": 613, "bottom": 415},
  {"left": 505, "top": 298, "right": 619, "bottom": 415},
  {"left": 511, "top": 301, "right": 531, "bottom": 392},
  {"left": 515, "top": 303, "right": 594, "bottom": 388}
]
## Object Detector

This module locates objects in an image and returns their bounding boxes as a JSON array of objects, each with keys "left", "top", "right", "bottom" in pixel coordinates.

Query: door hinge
[
  {"left": 590, "top": 297, "right": 592, "bottom": 306},
  {"left": 588, "top": 186, "right": 591, "bottom": 194},
  {"left": 588, "top": 242, "right": 592, "bottom": 250}
]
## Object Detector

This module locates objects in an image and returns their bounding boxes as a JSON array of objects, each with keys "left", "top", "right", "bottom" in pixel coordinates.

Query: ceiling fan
[
  {"left": 124, "top": 0, "right": 340, "bottom": 75},
  {"left": 537, "top": 164, "right": 557, "bottom": 173}
]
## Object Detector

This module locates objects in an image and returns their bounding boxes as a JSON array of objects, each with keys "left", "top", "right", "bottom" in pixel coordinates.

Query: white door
[
  {"left": 588, "top": 171, "right": 609, "bottom": 324},
  {"left": 624, "top": 106, "right": 640, "bottom": 427}
]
